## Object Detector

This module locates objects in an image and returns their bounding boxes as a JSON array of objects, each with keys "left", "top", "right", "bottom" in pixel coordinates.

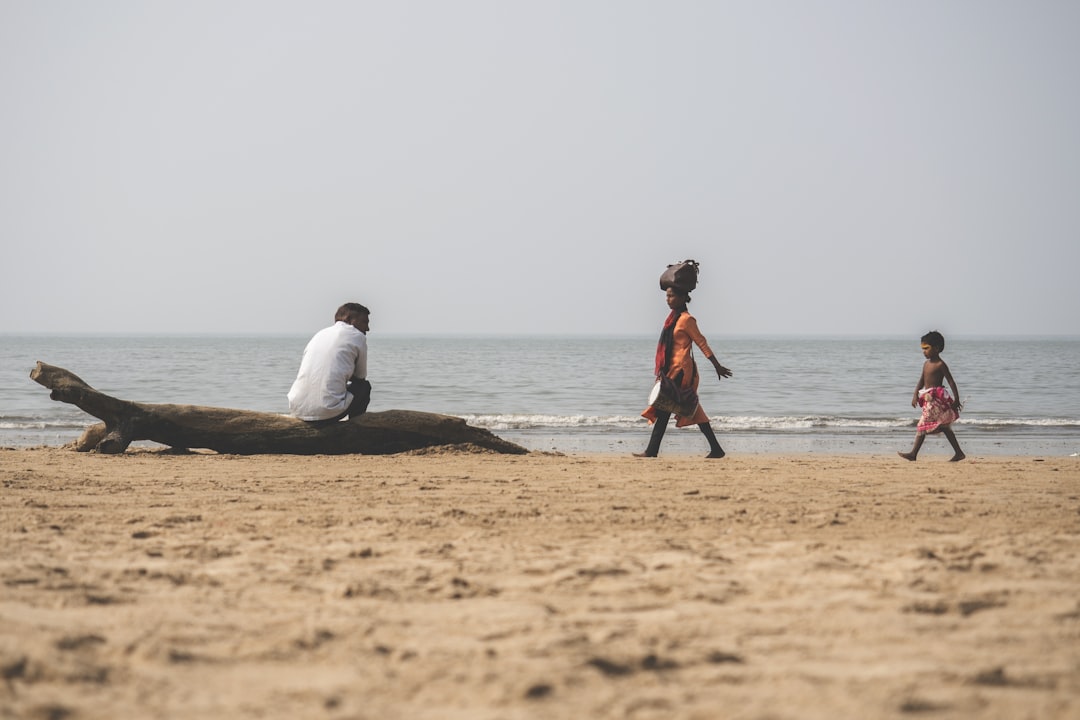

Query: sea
[{"left": 2, "top": 335, "right": 1079, "bottom": 457}]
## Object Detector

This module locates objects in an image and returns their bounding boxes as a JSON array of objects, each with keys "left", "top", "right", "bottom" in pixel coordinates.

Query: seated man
[{"left": 288, "top": 303, "right": 371, "bottom": 423}]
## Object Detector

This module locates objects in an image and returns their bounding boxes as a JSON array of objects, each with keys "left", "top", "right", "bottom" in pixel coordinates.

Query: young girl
[{"left": 899, "top": 330, "right": 965, "bottom": 462}]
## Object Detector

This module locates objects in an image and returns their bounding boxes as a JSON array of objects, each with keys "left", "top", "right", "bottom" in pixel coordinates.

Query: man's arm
[{"left": 351, "top": 336, "right": 368, "bottom": 381}]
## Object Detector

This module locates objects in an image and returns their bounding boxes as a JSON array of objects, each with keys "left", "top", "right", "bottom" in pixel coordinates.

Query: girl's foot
[
  {"left": 633, "top": 452, "right": 657, "bottom": 458},
  {"left": 898, "top": 451, "right": 917, "bottom": 461},
  {"left": 949, "top": 452, "right": 966, "bottom": 462},
  {"left": 706, "top": 449, "right": 726, "bottom": 459}
]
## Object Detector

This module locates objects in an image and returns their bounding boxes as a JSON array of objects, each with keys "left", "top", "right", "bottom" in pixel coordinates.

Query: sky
[{"left": 2, "top": 1, "right": 1078, "bottom": 337}]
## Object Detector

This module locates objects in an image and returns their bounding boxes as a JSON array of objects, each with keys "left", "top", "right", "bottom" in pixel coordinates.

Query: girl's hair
[{"left": 921, "top": 330, "right": 945, "bottom": 350}]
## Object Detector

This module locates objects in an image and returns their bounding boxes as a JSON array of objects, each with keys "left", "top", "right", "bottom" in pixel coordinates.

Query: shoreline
[
  {"left": 4, "top": 427, "right": 1079, "bottom": 458},
  {"left": 2, "top": 448, "right": 1079, "bottom": 718},
  {"left": 494, "top": 426, "right": 1080, "bottom": 458}
]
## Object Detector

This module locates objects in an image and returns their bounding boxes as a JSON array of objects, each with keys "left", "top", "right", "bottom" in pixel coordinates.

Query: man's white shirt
[{"left": 287, "top": 321, "right": 367, "bottom": 421}]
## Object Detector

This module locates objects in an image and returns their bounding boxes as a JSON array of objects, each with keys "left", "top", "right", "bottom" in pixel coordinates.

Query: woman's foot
[
  {"left": 949, "top": 451, "right": 966, "bottom": 462},
  {"left": 633, "top": 451, "right": 657, "bottom": 458},
  {"left": 706, "top": 449, "right": 726, "bottom": 459},
  {"left": 898, "top": 451, "right": 917, "bottom": 461}
]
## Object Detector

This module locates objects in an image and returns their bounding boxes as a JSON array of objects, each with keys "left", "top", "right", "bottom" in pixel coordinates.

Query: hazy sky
[{"left": 2, "top": 1, "right": 1078, "bottom": 336}]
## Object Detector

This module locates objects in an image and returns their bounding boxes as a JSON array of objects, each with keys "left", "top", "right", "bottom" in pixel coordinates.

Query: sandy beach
[{"left": 1, "top": 447, "right": 1078, "bottom": 719}]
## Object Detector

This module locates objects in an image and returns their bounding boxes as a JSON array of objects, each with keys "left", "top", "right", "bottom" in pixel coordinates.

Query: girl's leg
[
  {"left": 899, "top": 432, "right": 926, "bottom": 461},
  {"left": 698, "top": 422, "right": 725, "bottom": 459},
  {"left": 635, "top": 411, "right": 671, "bottom": 457},
  {"left": 942, "top": 426, "right": 965, "bottom": 462}
]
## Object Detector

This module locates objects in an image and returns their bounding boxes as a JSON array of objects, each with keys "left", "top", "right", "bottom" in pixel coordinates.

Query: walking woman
[{"left": 637, "top": 284, "right": 732, "bottom": 458}]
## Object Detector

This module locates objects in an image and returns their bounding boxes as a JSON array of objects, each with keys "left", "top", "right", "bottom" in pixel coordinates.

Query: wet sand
[{"left": 2, "top": 447, "right": 1078, "bottom": 719}]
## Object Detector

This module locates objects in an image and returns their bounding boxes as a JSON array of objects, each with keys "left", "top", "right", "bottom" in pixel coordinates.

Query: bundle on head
[{"left": 660, "top": 259, "right": 699, "bottom": 291}]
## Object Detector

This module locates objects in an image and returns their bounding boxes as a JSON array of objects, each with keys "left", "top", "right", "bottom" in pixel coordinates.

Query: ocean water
[{"left": 2, "top": 334, "right": 1079, "bottom": 456}]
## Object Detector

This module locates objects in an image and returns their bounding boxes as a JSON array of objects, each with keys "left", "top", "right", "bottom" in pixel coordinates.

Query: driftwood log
[{"left": 30, "top": 362, "right": 528, "bottom": 456}]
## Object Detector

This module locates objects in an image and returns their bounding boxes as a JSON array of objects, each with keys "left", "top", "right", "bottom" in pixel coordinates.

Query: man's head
[{"left": 336, "top": 303, "right": 371, "bottom": 333}]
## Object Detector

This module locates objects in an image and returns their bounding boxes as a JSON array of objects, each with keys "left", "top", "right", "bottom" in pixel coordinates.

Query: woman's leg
[
  {"left": 698, "top": 422, "right": 725, "bottom": 458},
  {"left": 636, "top": 410, "right": 671, "bottom": 457}
]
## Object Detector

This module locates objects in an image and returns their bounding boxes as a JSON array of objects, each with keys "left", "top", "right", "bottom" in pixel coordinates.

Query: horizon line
[{"left": 3, "top": 331, "right": 1079, "bottom": 340}]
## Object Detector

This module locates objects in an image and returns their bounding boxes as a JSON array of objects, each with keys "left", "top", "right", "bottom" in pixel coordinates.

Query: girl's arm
[
  {"left": 943, "top": 362, "right": 961, "bottom": 410},
  {"left": 912, "top": 365, "right": 926, "bottom": 407}
]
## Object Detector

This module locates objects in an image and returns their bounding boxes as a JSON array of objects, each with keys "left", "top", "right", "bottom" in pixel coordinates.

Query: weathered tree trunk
[{"left": 30, "top": 362, "right": 528, "bottom": 455}]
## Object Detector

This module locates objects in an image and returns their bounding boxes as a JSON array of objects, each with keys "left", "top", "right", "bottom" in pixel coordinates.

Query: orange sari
[{"left": 643, "top": 312, "right": 714, "bottom": 427}]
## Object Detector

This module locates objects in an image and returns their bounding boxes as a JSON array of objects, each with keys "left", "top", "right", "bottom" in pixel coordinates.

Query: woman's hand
[{"left": 709, "top": 356, "right": 732, "bottom": 380}]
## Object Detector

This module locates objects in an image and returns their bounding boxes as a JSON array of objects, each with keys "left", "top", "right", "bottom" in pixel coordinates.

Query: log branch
[{"left": 30, "top": 362, "right": 528, "bottom": 455}]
